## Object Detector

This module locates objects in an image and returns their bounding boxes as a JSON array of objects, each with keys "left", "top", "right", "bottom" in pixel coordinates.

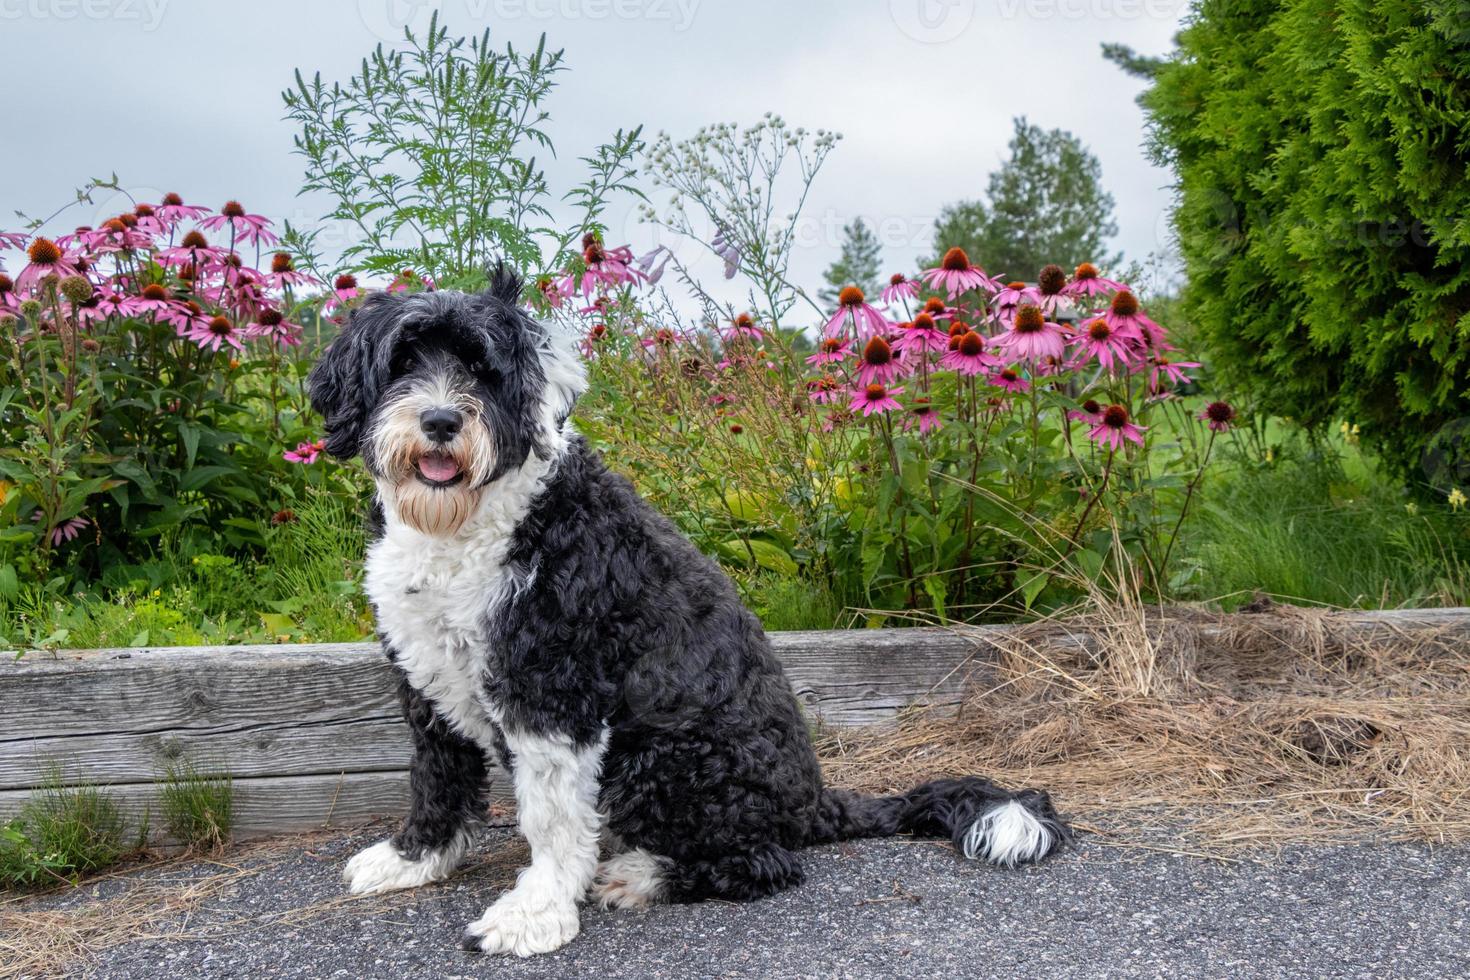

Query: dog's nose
[{"left": 420, "top": 408, "right": 463, "bottom": 444}]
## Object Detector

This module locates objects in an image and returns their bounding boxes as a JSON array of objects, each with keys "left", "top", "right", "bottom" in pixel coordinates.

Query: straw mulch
[{"left": 815, "top": 601, "right": 1470, "bottom": 854}]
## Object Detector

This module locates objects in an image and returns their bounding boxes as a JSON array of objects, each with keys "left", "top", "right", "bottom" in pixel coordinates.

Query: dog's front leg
[
  {"left": 461, "top": 727, "right": 606, "bottom": 956},
  {"left": 345, "top": 672, "right": 489, "bottom": 895}
]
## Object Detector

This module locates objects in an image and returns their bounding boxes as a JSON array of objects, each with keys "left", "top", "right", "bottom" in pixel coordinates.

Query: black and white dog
[{"left": 306, "top": 266, "right": 1068, "bottom": 957}]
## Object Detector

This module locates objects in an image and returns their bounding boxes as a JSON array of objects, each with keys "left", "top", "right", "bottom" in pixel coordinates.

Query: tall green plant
[{"left": 284, "top": 12, "right": 643, "bottom": 288}]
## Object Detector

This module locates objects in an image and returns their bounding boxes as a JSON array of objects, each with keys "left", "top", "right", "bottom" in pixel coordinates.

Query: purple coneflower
[
  {"left": 1149, "top": 355, "right": 1201, "bottom": 392},
  {"left": 153, "top": 192, "right": 210, "bottom": 226},
  {"left": 989, "top": 367, "right": 1030, "bottom": 393},
  {"left": 854, "top": 336, "right": 905, "bottom": 386},
  {"left": 248, "top": 308, "right": 303, "bottom": 346},
  {"left": 160, "top": 300, "right": 209, "bottom": 337},
  {"left": 1088, "top": 404, "right": 1147, "bottom": 451},
  {"left": 993, "top": 281, "right": 1042, "bottom": 320},
  {"left": 1071, "top": 317, "right": 1135, "bottom": 371},
  {"left": 1062, "top": 262, "right": 1128, "bottom": 300},
  {"left": 891, "top": 312, "right": 949, "bottom": 356},
  {"left": 1067, "top": 399, "right": 1103, "bottom": 423},
  {"left": 823, "top": 285, "right": 889, "bottom": 341},
  {"left": 991, "top": 305, "right": 1068, "bottom": 363},
  {"left": 1198, "top": 401, "right": 1236, "bottom": 433},
  {"left": 807, "top": 374, "right": 844, "bottom": 405},
  {"left": 1102, "top": 290, "right": 1163, "bottom": 348},
  {"left": 882, "top": 273, "right": 919, "bottom": 306},
  {"left": 724, "top": 312, "right": 763, "bottom": 342},
  {"left": 922, "top": 247, "right": 1000, "bottom": 299},
  {"left": 906, "top": 397, "right": 942, "bottom": 434},
  {"left": 283, "top": 439, "right": 325, "bottom": 464},
  {"left": 263, "top": 252, "right": 318, "bottom": 290},
  {"left": 199, "top": 201, "right": 279, "bottom": 247},
  {"left": 325, "top": 273, "right": 360, "bottom": 312},
  {"left": 188, "top": 314, "right": 245, "bottom": 352},
  {"left": 939, "top": 329, "right": 1001, "bottom": 376},
  {"left": 16, "top": 238, "right": 81, "bottom": 293},
  {"left": 805, "top": 336, "right": 852, "bottom": 367},
  {"left": 850, "top": 382, "right": 904, "bottom": 417},
  {"left": 156, "top": 230, "right": 224, "bottom": 268}
]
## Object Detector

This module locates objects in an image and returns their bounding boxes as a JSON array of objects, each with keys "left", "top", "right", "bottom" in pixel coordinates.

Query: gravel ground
[{"left": 8, "top": 825, "right": 1468, "bottom": 980}]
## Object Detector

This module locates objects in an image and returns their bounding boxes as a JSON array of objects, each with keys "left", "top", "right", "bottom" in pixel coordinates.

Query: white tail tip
[{"left": 960, "top": 799, "right": 1055, "bottom": 867}]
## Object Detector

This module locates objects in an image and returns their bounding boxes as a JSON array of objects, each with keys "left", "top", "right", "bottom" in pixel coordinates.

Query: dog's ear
[
  {"left": 307, "top": 293, "right": 400, "bottom": 460},
  {"left": 486, "top": 260, "right": 524, "bottom": 307}
]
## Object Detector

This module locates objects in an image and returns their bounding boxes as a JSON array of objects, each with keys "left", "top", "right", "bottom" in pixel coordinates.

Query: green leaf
[
  {"left": 922, "top": 576, "right": 948, "bottom": 621},
  {"left": 716, "top": 539, "right": 798, "bottom": 577},
  {"left": 1018, "top": 571, "right": 1049, "bottom": 611}
]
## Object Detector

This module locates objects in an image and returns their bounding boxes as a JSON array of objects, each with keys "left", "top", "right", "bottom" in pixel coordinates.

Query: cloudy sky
[{"left": 0, "top": 0, "right": 1185, "bottom": 311}]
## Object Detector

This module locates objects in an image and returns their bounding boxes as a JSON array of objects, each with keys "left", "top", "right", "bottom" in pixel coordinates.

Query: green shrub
[
  {"left": 0, "top": 769, "right": 128, "bottom": 888},
  {"left": 158, "top": 762, "right": 233, "bottom": 851},
  {"left": 1137, "top": 0, "right": 1470, "bottom": 486}
]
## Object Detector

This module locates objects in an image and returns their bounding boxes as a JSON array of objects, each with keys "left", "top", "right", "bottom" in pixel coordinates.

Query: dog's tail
[{"left": 809, "top": 777, "right": 1069, "bottom": 867}]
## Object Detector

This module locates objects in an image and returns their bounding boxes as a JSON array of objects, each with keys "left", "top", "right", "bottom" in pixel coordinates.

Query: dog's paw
[
  {"left": 459, "top": 889, "right": 581, "bottom": 956},
  {"left": 592, "top": 849, "right": 670, "bottom": 910},
  {"left": 343, "top": 839, "right": 456, "bottom": 895}
]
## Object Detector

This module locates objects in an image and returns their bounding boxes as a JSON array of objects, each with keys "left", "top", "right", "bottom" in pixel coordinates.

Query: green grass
[
  {"left": 1181, "top": 452, "right": 1470, "bottom": 609},
  {"left": 158, "top": 762, "right": 233, "bottom": 850},
  {"left": 0, "top": 491, "right": 373, "bottom": 653},
  {"left": 0, "top": 767, "right": 128, "bottom": 888}
]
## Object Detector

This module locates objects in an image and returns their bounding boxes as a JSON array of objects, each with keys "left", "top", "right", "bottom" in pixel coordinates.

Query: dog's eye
[{"left": 394, "top": 355, "right": 416, "bottom": 375}]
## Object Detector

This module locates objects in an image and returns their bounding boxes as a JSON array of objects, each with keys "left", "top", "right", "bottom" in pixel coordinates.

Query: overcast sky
[{"left": 0, "top": 0, "right": 1185, "bottom": 311}]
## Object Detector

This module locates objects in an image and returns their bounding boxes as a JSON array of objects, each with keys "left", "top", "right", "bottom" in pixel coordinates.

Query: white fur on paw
[
  {"left": 961, "top": 800, "right": 1054, "bottom": 867},
  {"left": 460, "top": 888, "right": 580, "bottom": 956},
  {"left": 343, "top": 838, "right": 462, "bottom": 895},
  {"left": 592, "top": 848, "right": 669, "bottom": 910}
]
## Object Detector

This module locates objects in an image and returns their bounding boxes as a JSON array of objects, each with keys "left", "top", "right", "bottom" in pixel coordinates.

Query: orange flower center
[
  {"left": 1102, "top": 404, "right": 1129, "bottom": 428},
  {"left": 271, "top": 252, "right": 293, "bottom": 273},
  {"left": 181, "top": 231, "right": 208, "bottom": 248},
  {"left": 940, "top": 247, "right": 971, "bottom": 272},
  {"left": 28, "top": 238, "right": 62, "bottom": 264},
  {"left": 208, "top": 316, "right": 232, "bottom": 335},
  {"left": 839, "top": 285, "right": 865, "bottom": 307},
  {"left": 334, "top": 274, "right": 357, "bottom": 290},
  {"left": 141, "top": 284, "right": 169, "bottom": 301},
  {"left": 912, "top": 313, "right": 936, "bottom": 331},
  {"left": 1110, "top": 290, "right": 1139, "bottom": 317},
  {"left": 958, "top": 332, "right": 985, "bottom": 356},
  {"left": 1013, "top": 306, "right": 1044, "bottom": 333},
  {"left": 922, "top": 297, "right": 946, "bottom": 315},
  {"left": 865, "top": 383, "right": 887, "bottom": 400},
  {"left": 862, "top": 336, "right": 892, "bottom": 366},
  {"left": 221, "top": 201, "right": 246, "bottom": 218},
  {"left": 1087, "top": 319, "right": 1111, "bottom": 341},
  {"left": 1075, "top": 262, "right": 1099, "bottom": 280}
]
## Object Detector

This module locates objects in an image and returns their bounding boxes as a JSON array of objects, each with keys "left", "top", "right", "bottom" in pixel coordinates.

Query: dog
[{"left": 306, "top": 265, "right": 1069, "bottom": 957}]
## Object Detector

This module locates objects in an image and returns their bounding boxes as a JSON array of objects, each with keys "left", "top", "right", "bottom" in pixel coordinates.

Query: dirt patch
[{"left": 815, "top": 603, "right": 1470, "bottom": 853}]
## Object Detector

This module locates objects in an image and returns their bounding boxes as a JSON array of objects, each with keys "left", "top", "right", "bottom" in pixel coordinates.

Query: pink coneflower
[
  {"left": 159, "top": 299, "right": 209, "bottom": 337},
  {"left": 84, "top": 217, "right": 153, "bottom": 254},
  {"left": 724, "top": 312, "right": 763, "bottom": 342},
  {"left": 579, "top": 323, "right": 610, "bottom": 356},
  {"left": 855, "top": 336, "right": 905, "bottom": 386},
  {"left": 325, "top": 273, "right": 360, "bottom": 312},
  {"left": 905, "top": 397, "right": 942, "bottom": 434},
  {"left": 891, "top": 312, "right": 950, "bottom": 356},
  {"left": 1149, "top": 355, "right": 1201, "bottom": 392},
  {"left": 283, "top": 439, "right": 325, "bottom": 464},
  {"left": 1198, "top": 401, "right": 1236, "bottom": 433},
  {"left": 991, "top": 305, "right": 1068, "bottom": 362},
  {"left": 850, "top": 382, "right": 904, "bottom": 417},
  {"left": 922, "top": 247, "right": 1000, "bottom": 299},
  {"left": 263, "top": 252, "right": 318, "bottom": 290},
  {"left": 155, "top": 230, "right": 223, "bottom": 268},
  {"left": 1071, "top": 317, "right": 1135, "bottom": 371},
  {"left": 993, "top": 281, "right": 1042, "bottom": 320},
  {"left": 989, "top": 367, "right": 1030, "bottom": 393},
  {"left": 823, "top": 285, "right": 890, "bottom": 341},
  {"left": 919, "top": 297, "right": 952, "bottom": 320},
  {"left": 882, "top": 273, "right": 919, "bottom": 306},
  {"left": 248, "top": 307, "right": 303, "bottom": 346},
  {"left": 131, "top": 283, "right": 176, "bottom": 315},
  {"left": 562, "top": 234, "right": 645, "bottom": 298},
  {"left": 805, "top": 336, "right": 852, "bottom": 367},
  {"left": 199, "top": 200, "right": 279, "bottom": 246},
  {"left": 1036, "top": 264, "right": 1069, "bottom": 315},
  {"left": 939, "top": 329, "right": 1001, "bottom": 376},
  {"left": 87, "top": 291, "right": 139, "bottom": 321},
  {"left": 1103, "top": 290, "right": 1164, "bottom": 349},
  {"left": 16, "top": 238, "right": 81, "bottom": 293},
  {"left": 0, "top": 231, "right": 27, "bottom": 251},
  {"left": 153, "top": 192, "right": 210, "bottom": 225},
  {"left": 1088, "top": 404, "right": 1147, "bottom": 451},
  {"left": 0, "top": 273, "right": 18, "bottom": 310},
  {"left": 807, "top": 374, "right": 844, "bottom": 405},
  {"left": 1062, "top": 262, "right": 1128, "bottom": 300},
  {"left": 1067, "top": 398, "right": 1103, "bottom": 423},
  {"left": 188, "top": 314, "right": 245, "bottom": 352},
  {"left": 37, "top": 513, "right": 89, "bottom": 546}
]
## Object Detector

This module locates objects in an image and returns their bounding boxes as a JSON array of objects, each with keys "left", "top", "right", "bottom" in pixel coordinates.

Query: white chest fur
[{"left": 364, "top": 459, "right": 551, "bottom": 752}]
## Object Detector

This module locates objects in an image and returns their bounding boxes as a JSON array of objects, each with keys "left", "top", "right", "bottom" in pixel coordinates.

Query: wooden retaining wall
[{"left": 3, "top": 608, "right": 1466, "bottom": 841}]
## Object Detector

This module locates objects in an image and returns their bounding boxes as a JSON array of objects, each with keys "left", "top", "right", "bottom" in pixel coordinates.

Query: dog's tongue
[{"left": 417, "top": 455, "right": 461, "bottom": 482}]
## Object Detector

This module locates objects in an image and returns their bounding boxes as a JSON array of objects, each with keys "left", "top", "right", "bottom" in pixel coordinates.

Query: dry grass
[{"left": 815, "top": 600, "right": 1470, "bottom": 854}]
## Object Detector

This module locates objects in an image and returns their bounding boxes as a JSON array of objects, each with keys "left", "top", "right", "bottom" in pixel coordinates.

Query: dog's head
[{"left": 306, "top": 264, "right": 584, "bottom": 536}]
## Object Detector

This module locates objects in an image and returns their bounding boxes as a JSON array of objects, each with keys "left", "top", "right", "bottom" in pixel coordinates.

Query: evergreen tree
[
  {"left": 819, "top": 218, "right": 883, "bottom": 307},
  {"left": 930, "top": 117, "right": 1119, "bottom": 282}
]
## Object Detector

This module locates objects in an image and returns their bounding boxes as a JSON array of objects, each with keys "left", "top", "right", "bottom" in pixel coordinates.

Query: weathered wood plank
[{"left": 0, "top": 769, "right": 519, "bottom": 841}]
